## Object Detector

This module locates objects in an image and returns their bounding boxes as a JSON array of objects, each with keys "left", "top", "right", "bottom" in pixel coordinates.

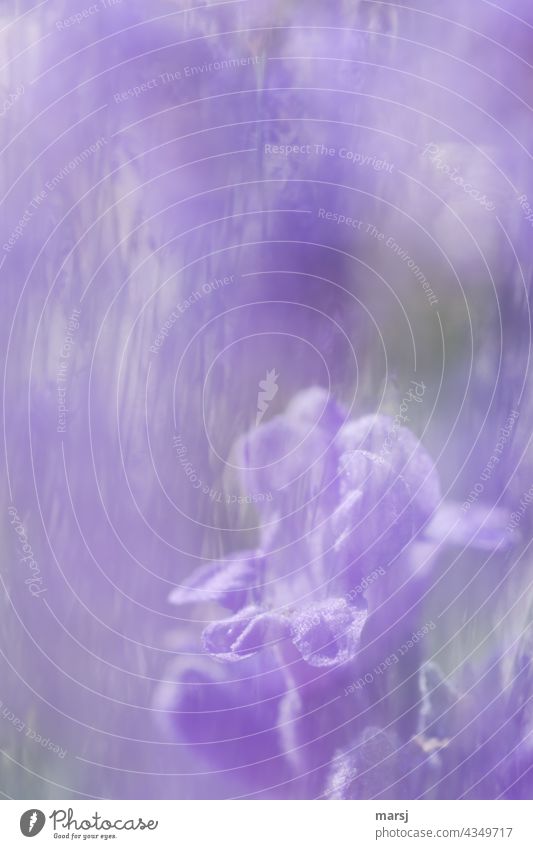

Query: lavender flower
[{"left": 161, "top": 388, "right": 449, "bottom": 795}]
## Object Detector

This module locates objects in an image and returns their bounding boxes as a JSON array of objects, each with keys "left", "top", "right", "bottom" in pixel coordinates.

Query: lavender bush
[{"left": 0, "top": 0, "right": 532, "bottom": 799}]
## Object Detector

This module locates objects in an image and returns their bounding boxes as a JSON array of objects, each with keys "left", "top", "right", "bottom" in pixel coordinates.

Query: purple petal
[
  {"left": 285, "top": 386, "right": 347, "bottom": 434},
  {"left": 239, "top": 415, "right": 332, "bottom": 494},
  {"left": 155, "top": 650, "right": 293, "bottom": 796},
  {"left": 325, "top": 727, "right": 433, "bottom": 799},
  {"left": 169, "top": 550, "right": 263, "bottom": 611},
  {"left": 291, "top": 598, "right": 367, "bottom": 667},
  {"left": 238, "top": 387, "right": 345, "bottom": 502},
  {"left": 202, "top": 606, "right": 290, "bottom": 661},
  {"left": 424, "top": 501, "right": 514, "bottom": 551},
  {"left": 337, "top": 414, "right": 441, "bottom": 531},
  {"left": 328, "top": 450, "right": 415, "bottom": 578}
]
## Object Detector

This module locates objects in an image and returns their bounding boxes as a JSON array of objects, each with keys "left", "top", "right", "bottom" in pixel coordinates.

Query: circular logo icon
[{"left": 20, "top": 810, "right": 46, "bottom": 837}]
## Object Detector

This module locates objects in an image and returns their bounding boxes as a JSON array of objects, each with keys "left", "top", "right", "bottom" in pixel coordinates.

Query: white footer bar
[{"left": 1, "top": 800, "right": 530, "bottom": 848}]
